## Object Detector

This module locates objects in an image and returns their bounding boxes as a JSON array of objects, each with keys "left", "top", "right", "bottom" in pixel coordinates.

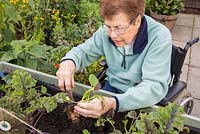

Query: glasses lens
[
  {"left": 103, "top": 25, "right": 126, "bottom": 35},
  {"left": 115, "top": 28, "right": 126, "bottom": 34}
]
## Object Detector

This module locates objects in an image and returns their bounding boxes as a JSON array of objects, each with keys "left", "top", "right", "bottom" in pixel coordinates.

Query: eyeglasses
[{"left": 103, "top": 16, "right": 137, "bottom": 35}]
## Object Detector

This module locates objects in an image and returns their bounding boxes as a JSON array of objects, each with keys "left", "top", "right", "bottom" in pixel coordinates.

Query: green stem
[
  {"left": 19, "top": 72, "right": 29, "bottom": 107},
  {"left": 106, "top": 118, "right": 116, "bottom": 131},
  {"left": 0, "top": 2, "right": 3, "bottom": 32}
]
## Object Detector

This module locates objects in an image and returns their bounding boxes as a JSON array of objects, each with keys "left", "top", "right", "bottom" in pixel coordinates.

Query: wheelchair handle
[{"left": 184, "top": 37, "right": 199, "bottom": 51}]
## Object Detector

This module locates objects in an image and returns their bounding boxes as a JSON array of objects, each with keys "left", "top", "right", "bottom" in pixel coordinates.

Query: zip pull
[{"left": 121, "top": 47, "right": 126, "bottom": 69}]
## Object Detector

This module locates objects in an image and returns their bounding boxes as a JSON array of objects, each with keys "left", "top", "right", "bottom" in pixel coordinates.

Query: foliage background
[{"left": 0, "top": 0, "right": 103, "bottom": 84}]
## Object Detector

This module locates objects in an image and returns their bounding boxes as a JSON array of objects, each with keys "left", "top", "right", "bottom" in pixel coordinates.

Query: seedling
[
  {"left": 65, "top": 74, "right": 104, "bottom": 122},
  {"left": 81, "top": 74, "right": 104, "bottom": 105}
]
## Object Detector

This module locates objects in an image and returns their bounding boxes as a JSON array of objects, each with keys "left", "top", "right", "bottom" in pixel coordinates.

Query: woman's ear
[{"left": 135, "top": 15, "right": 142, "bottom": 28}]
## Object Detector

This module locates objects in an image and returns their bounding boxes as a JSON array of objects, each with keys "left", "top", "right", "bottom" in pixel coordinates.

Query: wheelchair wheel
[{"left": 177, "top": 93, "right": 194, "bottom": 115}]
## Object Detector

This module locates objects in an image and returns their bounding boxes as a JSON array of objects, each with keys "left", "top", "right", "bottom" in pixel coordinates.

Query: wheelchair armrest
[
  {"left": 158, "top": 81, "right": 186, "bottom": 106},
  {"left": 99, "top": 59, "right": 107, "bottom": 67}
]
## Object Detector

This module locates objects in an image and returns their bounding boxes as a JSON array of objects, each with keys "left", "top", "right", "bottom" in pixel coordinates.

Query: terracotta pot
[{"left": 150, "top": 10, "right": 179, "bottom": 31}]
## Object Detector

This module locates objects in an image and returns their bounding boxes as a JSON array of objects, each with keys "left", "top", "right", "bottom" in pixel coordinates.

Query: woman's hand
[
  {"left": 56, "top": 60, "right": 76, "bottom": 92},
  {"left": 74, "top": 97, "right": 116, "bottom": 118}
]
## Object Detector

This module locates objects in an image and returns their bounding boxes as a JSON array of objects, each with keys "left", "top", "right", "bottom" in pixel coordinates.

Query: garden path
[{"left": 172, "top": 13, "right": 200, "bottom": 118}]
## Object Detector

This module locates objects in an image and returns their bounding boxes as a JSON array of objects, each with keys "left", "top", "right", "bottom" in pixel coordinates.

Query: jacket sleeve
[
  {"left": 115, "top": 29, "right": 172, "bottom": 112},
  {"left": 61, "top": 28, "right": 105, "bottom": 71}
]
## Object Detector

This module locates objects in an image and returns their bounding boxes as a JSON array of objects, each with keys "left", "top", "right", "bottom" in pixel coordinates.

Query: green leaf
[
  {"left": 4, "top": 6, "right": 18, "bottom": 23},
  {"left": 2, "top": 28, "right": 15, "bottom": 42},
  {"left": 28, "top": 0, "right": 35, "bottom": 9},
  {"left": 29, "top": 45, "right": 51, "bottom": 59},
  {"left": 88, "top": 74, "right": 98, "bottom": 87},
  {"left": 24, "top": 59, "right": 37, "bottom": 70},
  {"left": 53, "top": 92, "right": 71, "bottom": 103},
  {"left": 82, "top": 129, "right": 91, "bottom": 134},
  {"left": 81, "top": 88, "right": 93, "bottom": 101},
  {"left": 41, "top": 86, "right": 47, "bottom": 94},
  {"left": 127, "top": 111, "right": 137, "bottom": 119},
  {"left": 0, "top": 51, "right": 16, "bottom": 61}
]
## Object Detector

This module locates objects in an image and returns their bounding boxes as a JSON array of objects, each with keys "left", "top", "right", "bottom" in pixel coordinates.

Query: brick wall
[{"left": 184, "top": 0, "right": 200, "bottom": 9}]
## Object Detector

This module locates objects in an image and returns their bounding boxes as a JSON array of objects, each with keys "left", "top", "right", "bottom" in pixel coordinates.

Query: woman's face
[{"left": 104, "top": 12, "right": 141, "bottom": 47}]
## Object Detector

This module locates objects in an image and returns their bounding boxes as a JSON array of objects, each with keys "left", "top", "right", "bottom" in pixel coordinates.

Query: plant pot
[{"left": 150, "top": 10, "right": 179, "bottom": 31}]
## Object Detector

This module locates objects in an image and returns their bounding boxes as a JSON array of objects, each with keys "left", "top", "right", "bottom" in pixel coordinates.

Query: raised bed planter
[{"left": 1, "top": 61, "right": 200, "bottom": 133}]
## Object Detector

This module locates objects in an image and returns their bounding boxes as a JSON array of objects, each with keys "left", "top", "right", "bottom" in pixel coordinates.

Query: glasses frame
[{"left": 103, "top": 15, "right": 138, "bottom": 35}]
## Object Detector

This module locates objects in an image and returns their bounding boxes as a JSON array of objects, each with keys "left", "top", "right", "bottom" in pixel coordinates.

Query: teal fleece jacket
[{"left": 61, "top": 15, "right": 172, "bottom": 112}]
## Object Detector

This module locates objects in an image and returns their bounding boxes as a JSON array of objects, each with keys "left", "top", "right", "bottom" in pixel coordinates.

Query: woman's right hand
[{"left": 56, "top": 60, "right": 76, "bottom": 92}]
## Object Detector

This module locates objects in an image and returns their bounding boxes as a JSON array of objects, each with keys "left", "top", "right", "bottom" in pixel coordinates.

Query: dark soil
[
  {"left": 26, "top": 81, "right": 130, "bottom": 134},
  {"left": 27, "top": 103, "right": 129, "bottom": 134}
]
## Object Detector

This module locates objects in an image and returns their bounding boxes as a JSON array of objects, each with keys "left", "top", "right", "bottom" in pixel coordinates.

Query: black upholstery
[
  {"left": 170, "top": 45, "right": 187, "bottom": 84},
  {"left": 159, "top": 81, "right": 186, "bottom": 106},
  {"left": 159, "top": 45, "right": 187, "bottom": 106}
]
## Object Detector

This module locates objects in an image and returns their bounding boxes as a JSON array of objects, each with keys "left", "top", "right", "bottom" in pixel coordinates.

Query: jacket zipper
[{"left": 121, "top": 47, "right": 126, "bottom": 69}]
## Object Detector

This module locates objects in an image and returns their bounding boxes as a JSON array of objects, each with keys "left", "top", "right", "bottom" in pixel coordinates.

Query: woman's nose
[{"left": 109, "top": 30, "right": 119, "bottom": 38}]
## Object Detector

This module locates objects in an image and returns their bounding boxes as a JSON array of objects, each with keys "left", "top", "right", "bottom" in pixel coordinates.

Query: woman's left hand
[{"left": 74, "top": 97, "right": 116, "bottom": 118}]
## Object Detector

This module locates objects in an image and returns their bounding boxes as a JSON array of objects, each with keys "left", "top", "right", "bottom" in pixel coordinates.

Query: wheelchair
[{"left": 96, "top": 37, "right": 200, "bottom": 114}]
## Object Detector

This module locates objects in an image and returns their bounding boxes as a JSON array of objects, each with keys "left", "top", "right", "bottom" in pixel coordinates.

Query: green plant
[
  {"left": 96, "top": 117, "right": 121, "bottom": 133},
  {"left": 0, "top": 70, "right": 71, "bottom": 118},
  {"left": 0, "top": 40, "right": 56, "bottom": 73},
  {"left": 48, "top": 45, "right": 73, "bottom": 74},
  {"left": 134, "top": 103, "right": 187, "bottom": 133},
  {"left": 150, "top": 0, "right": 185, "bottom": 15},
  {"left": 145, "top": 0, "right": 152, "bottom": 15},
  {"left": 81, "top": 74, "right": 103, "bottom": 103},
  {"left": 95, "top": 103, "right": 189, "bottom": 134},
  {"left": 77, "top": 0, "right": 102, "bottom": 30}
]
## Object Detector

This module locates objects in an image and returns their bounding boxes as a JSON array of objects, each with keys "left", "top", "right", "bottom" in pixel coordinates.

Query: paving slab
[
  {"left": 172, "top": 25, "right": 193, "bottom": 42},
  {"left": 191, "top": 45, "right": 200, "bottom": 67},
  {"left": 192, "top": 28, "right": 200, "bottom": 40},
  {"left": 187, "top": 66, "right": 200, "bottom": 98},
  {"left": 180, "top": 64, "right": 189, "bottom": 83},
  {"left": 175, "top": 13, "right": 194, "bottom": 27},
  {"left": 191, "top": 98, "right": 200, "bottom": 118},
  {"left": 194, "top": 15, "right": 200, "bottom": 28}
]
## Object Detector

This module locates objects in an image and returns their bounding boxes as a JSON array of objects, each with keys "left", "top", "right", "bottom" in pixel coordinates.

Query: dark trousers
[{"left": 102, "top": 81, "right": 122, "bottom": 94}]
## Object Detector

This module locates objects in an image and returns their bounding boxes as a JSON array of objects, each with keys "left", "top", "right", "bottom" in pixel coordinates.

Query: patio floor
[{"left": 171, "top": 13, "right": 200, "bottom": 118}]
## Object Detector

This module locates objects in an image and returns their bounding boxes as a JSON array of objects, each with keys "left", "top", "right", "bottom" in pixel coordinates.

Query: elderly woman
[{"left": 56, "top": 0, "right": 172, "bottom": 118}]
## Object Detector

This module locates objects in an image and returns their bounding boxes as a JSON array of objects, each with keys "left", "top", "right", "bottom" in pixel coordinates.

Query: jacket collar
[{"left": 109, "top": 16, "right": 148, "bottom": 54}]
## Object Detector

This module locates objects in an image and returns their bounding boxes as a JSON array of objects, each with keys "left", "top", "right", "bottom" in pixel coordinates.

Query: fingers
[
  {"left": 74, "top": 97, "right": 116, "bottom": 118},
  {"left": 74, "top": 105, "right": 100, "bottom": 118},
  {"left": 57, "top": 76, "right": 73, "bottom": 91},
  {"left": 56, "top": 60, "right": 76, "bottom": 91},
  {"left": 56, "top": 72, "right": 74, "bottom": 92},
  {"left": 64, "top": 78, "right": 73, "bottom": 91},
  {"left": 71, "top": 74, "right": 75, "bottom": 88},
  {"left": 74, "top": 99, "right": 104, "bottom": 118},
  {"left": 81, "top": 99, "right": 103, "bottom": 109},
  {"left": 57, "top": 78, "right": 65, "bottom": 91},
  {"left": 82, "top": 114, "right": 99, "bottom": 118}
]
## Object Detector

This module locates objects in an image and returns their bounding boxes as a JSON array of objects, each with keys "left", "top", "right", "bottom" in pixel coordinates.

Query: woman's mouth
[
  {"left": 113, "top": 40, "right": 125, "bottom": 46},
  {"left": 114, "top": 40, "right": 122, "bottom": 44}
]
